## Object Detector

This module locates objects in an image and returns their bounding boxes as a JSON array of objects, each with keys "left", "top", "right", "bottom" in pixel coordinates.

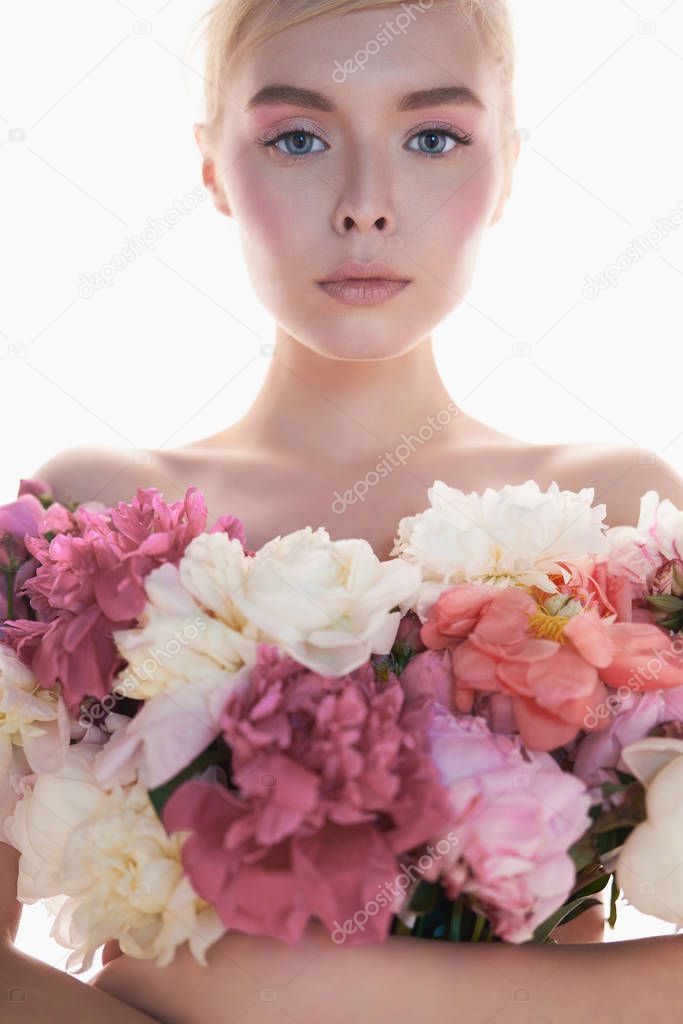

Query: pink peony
[
  {"left": 162, "top": 645, "right": 453, "bottom": 946},
  {"left": 2, "top": 486, "right": 246, "bottom": 715},
  {"left": 424, "top": 707, "right": 592, "bottom": 942},
  {"left": 399, "top": 648, "right": 453, "bottom": 708}
]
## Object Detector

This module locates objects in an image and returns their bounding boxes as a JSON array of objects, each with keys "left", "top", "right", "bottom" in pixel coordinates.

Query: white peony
[
  {"left": 391, "top": 478, "right": 609, "bottom": 619},
  {"left": 615, "top": 737, "right": 683, "bottom": 927},
  {"left": 112, "top": 539, "right": 260, "bottom": 700},
  {"left": 3, "top": 742, "right": 225, "bottom": 972},
  {"left": 114, "top": 528, "right": 421, "bottom": 687}
]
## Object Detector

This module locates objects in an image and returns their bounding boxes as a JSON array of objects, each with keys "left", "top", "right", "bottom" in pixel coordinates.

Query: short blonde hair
[{"left": 195, "top": 0, "right": 518, "bottom": 215}]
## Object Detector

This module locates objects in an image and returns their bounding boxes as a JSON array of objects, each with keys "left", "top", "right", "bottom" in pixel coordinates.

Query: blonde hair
[{"left": 195, "top": 0, "right": 518, "bottom": 213}]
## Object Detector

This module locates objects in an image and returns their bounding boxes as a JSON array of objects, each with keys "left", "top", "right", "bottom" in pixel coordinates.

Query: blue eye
[
  {"left": 406, "top": 129, "right": 463, "bottom": 157},
  {"left": 259, "top": 130, "right": 328, "bottom": 157}
]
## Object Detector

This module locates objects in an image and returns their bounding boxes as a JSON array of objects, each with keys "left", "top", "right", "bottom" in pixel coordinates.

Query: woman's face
[{"left": 204, "top": 3, "right": 513, "bottom": 360}]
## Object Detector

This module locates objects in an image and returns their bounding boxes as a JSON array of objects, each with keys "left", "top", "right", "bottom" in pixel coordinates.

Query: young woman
[{"left": 3, "top": 1, "right": 683, "bottom": 1021}]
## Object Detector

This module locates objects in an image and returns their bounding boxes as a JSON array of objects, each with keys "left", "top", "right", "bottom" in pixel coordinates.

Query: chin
[
  {"left": 292, "top": 316, "right": 425, "bottom": 361},
  {"left": 305, "top": 335, "right": 417, "bottom": 361}
]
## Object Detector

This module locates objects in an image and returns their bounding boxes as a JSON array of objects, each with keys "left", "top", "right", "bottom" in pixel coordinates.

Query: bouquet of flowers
[{"left": 2, "top": 475, "right": 683, "bottom": 972}]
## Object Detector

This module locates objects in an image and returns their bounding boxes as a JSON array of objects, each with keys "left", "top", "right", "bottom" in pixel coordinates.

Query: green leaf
[
  {"left": 405, "top": 880, "right": 439, "bottom": 915},
  {"left": 532, "top": 893, "right": 605, "bottom": 943},
  {"left": 645, "top": 595, "right": 683, "bottom": 611},
  {"left": 448, "top": 897, "right": 465, "bottom": 942},
  {"left": 608, "top": 874, "right": 620, "bottom": 929},
  {"left": 552, "top": 898, "right": 602, "bottom": 927},
  {"left": 569, "top": 872, "right": 611, "bottom": 902}
]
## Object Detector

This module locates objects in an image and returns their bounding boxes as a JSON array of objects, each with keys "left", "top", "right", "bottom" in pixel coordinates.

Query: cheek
[
  {"left": 234, "top": 175, "right": 290, "bottom": 242},
  {"left": 441, "top": 167, "right": 500, "bottom": 239}
]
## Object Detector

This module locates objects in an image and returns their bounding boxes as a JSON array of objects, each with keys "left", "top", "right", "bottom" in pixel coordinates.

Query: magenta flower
[
  {"left": 162, "top": 645, "right": 453, "bottom": 946},
  {"left": 424, "top": 707, "right": 592, "bottom": 942},
  {"left": 2, "top": 486, "right": 246, "bottom": 715},
  {"left": 573, "top": 685, "right": 683, "bottom": 799},
  {"left": 0, "top": 486, "right": 48, "bottom": 622}
]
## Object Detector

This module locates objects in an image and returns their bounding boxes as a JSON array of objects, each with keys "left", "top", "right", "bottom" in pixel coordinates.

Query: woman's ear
[
  {"left": 489, "top": 132, "right": 520, "bottom": 228},
  {"left": 194, "top": 122, "right": 232, "bottom": 219}
]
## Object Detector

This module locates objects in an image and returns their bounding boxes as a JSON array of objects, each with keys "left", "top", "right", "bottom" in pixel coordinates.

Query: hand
[{"left": 102, "top": 939, "right": 123, "bottom": 965}]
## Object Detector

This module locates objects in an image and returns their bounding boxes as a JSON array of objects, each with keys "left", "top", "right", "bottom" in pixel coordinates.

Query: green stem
[
  {"left": 6, "top": 566, "right": 16, "bottom": 621},
  {"left": 470, "top": 913, "right": 487, "bottom": 943}
]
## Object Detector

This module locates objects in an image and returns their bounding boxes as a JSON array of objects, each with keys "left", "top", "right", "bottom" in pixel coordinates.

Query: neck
[{"left": 233, "top": 326, "right": 468, "bottom": 463}]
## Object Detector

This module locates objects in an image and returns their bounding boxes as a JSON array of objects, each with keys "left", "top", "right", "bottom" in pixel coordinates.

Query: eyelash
[{"left": 256, "top": 122, "right": 475, "bottom": 160}]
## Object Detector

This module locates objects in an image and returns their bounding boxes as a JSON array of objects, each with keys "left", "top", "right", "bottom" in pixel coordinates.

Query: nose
[{"left": 331, "top": 149, "right": 397, "bottom": 236}]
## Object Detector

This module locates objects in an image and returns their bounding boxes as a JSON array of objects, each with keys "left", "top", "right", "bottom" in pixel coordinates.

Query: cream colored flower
[
  {"left": 615, "top": 737, "right": 683, "bottom": 927},
  {"left": 392, "top": 479, "right": 608, "bottom": 617},
  {"left": 114, "top": 528, "right": 421, "bottom": 689},
  {"left": 4, "top": 742, "right": 225, "bottom": 972},
  {"left": 112, "top": 545, "right": 259, "bottom": 700},
  {"left": 1, "top": 645, "right": 70, "bottom": 827}
]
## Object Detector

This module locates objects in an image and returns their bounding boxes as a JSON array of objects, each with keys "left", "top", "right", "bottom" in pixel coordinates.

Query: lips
[
  {"left": 318, "top": 259, "right": 411, "bottom": 284},
  {"left": 317, "top": 278, "right": 410, "bottom": 306}
]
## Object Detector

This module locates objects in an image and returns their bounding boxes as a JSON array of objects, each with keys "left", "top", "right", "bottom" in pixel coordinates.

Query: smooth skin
[{"left": 5, "top": 2, "right": 683, "bottom": 1021}]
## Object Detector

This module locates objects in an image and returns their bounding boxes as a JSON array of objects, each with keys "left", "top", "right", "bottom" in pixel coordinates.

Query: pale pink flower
[{"left": 424, "top": 707, "right": 592, "bottom": 942}]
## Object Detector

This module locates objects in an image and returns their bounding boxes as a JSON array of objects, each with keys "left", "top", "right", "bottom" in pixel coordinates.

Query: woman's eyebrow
[{"left": 246, "top": 83, "right": 486, "bottom": 113}]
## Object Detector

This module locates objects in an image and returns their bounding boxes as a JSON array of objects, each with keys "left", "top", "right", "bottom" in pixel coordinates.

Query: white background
[{"left": 2, "top": 0, "right": 683, "bottom": 972}]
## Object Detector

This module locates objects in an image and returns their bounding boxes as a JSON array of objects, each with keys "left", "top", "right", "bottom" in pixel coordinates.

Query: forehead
[{"left": 228, "top": 5, "right": 496, "bottom": 114}]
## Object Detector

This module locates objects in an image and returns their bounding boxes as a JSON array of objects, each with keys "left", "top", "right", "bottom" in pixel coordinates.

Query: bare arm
[
  {"left": 0, "top": 843, "right": 163, "bottom": 1024},
  {"left": 91, "top": 917, "right": 683, "bottom": 1024}
]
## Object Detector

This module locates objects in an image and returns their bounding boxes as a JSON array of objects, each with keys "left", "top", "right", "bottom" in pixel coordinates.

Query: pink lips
[{"left": 317, "top": 259, "right": 412, "bottom": 306}]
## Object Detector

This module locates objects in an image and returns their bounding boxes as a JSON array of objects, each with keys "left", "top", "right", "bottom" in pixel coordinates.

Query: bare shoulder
[
  {"left": 31, "top": 445, "right": 157, "bottom": 509},
  {"left": 548, "top": 441, "right": 683, "bottom": 527}
]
